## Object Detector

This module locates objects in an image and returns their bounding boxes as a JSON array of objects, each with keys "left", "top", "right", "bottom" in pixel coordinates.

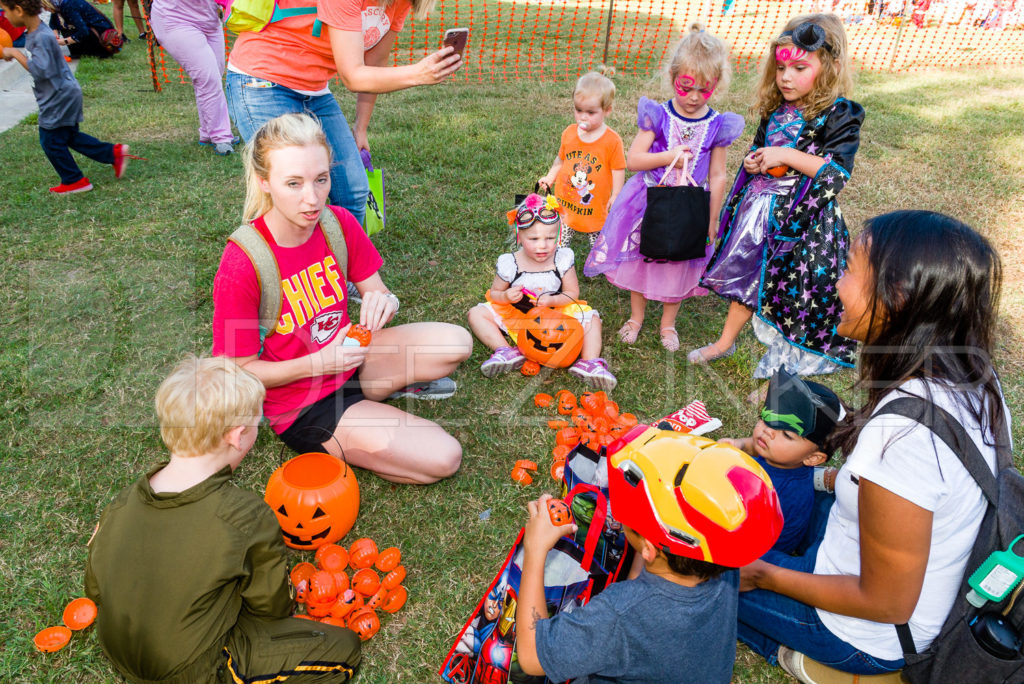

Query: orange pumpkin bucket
[
  {"left": 62, "top": 598, "right": 97, "bottom": 631},
  {"left": 265, "top": 452, "right": 359, "bottom": 550}
]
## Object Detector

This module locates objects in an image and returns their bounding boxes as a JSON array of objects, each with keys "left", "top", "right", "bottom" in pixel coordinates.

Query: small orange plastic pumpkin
[
  {"left": 290, "top": 562, "right": 316, "bottom": 588},
  {"left": 329, "top": 589, "right": 363, "bottom": 619},
  {"left": 348, "top": 538, "right": 378, "bottom": 569},
  {"left": 382, "top": 565, "right": 406, "bottom": 591},
  {"left": 515, "top": 307, "right": 584, "bottom": 368},
  {"left": 375, "top": 547, "right": 401, "bottom": 573},
  {"left": 618, "top": 413, "right": 639, "bottom": 428},
  {"left": 551, "top": 459, "right": 566, "bottom": 481},
  {"left": 265, "top": 452, "right": 359, "bottom": 550},
  {"left": 381, "top": 585, "right": 408, "bottom": 613},
  {"left": 293, "top": 613, "right": 317, "bottom": 620},
  {"left": 315, "top": 544, "right": 349, "bottom": 572},
  {"left": 319, "top": 616, "right": 349, "bottom": 628},
  {"left": 579, "top": 392, "right": 602, "bottom": 415},
  {"left": 33, "top": 626, "right": 71, "bottom": 654},
  {"left": 557, "top": 391, "right": 577, "bottom": 414},
  {"left": 306, "top": 571, "right": 338, "bottom": 616},
  {"left": 555, "top": 427, "right": 579, "bottom": 447},
  {"left": 766, "top": 164, "right": 790, "bottom": 178},
  {"left": 345, "top": 323, "right": 372, "bottom": 347},
  {"left": 547, "top": 419, "right": 569, "bottom": 429},
  {"left": 62, "top": 597, "right": 97, "bottom": 631},
  {"left": 520, "top": 360, "right": 541, "bottom": 376},
  {"left": 552, "top": 444, "right": 571, "bottom": 460},
  {"left": 514, "top": 459, "right": 538, "bottom": 472},
  {"left": 347, "top": 607, "right": 381, "bottom": 641},
  {"left": 332, "top": 570, "right": 350, "bottom": 593},
  {"left": 351, "top": 568, "right": 381, "bottom": 597},
  {"left": 534, "top": 393, "right": 553, "bottom": 408},
  {"left": 511, "top": 467, "right": 533, "bottom": 485},
  {"left": 366, "top": 586, "right": 389, "bottom": 610},
  {"left": 0, "top": 28, "right": 13, "bottom": 51}
]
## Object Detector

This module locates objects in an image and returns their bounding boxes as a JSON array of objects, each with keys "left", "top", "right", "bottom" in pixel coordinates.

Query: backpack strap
[
  {"left": 226, "top": 209, "right": 349, "bottom": 344},
  {"left": 227, "top": 223, "right": 281, "bottom": 342},
  {"left": 875, "top": 395, "right": 1008, "bottom": 657},
  {"left": 319, "top": 207, "right": 349, "bottom": 277}
]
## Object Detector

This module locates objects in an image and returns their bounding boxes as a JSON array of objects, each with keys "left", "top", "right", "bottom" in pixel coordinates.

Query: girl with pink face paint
[
  {"left": 694, "top": 13, "right": 864, "bottom": 401},
  {"left": 584, "top": 24, "right": 743, "bottom": 352}
]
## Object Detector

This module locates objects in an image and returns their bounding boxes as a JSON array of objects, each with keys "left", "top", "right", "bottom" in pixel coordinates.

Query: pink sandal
[
  {"left": 660, "top": 327, "right": 680, "bottom": 352},
  {"left": 618, "top": 319, "right": 642, "bottom": 344}
]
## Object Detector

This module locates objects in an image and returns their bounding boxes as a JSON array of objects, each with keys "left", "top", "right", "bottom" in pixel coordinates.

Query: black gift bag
[{"left": 638, "top": 150, "right": 710, "bottom": 262}]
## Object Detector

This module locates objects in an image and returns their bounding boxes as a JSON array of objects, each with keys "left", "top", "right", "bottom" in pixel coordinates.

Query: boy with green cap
[{"left": 722, "top": 368, "right": 844, "bottom": 554}]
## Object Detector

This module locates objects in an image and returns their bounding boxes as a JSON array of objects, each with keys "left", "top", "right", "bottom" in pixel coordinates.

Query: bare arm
[
  {"left": 539, "top": 266, "right": 579, "bottom": 308},
  {"left": 1, "top": 47, "right": 28, "bottom": 70},
  {"left": 742, "top": 479, "right": 932, "bottom": 624},
  {"left": 538, "top": 157, "right": 562, "bottom": 191},
  {"left": 607, "top": 168, "right": 625, "bottom": 209},
  {"left": 352, "top": 31, "right": 398, "bottom": 152},
  {"left": 328, "top": 26, "right": 460, "bottom": 94},
  {"left": 626, "top": 129, "right": 686, "bottom": 172},
  {"left": 706, "top": 146, "right": 728, "bottom": 240},
  {"left": 488, "top": 273, "right": 522, "bottom": 304},
  {"left": 226, "top": 325, "right": 366, "bottom": 390},
  {"left": 516, "top": 495, "right": 572, "bottom": 676},
  {"left": 753, "top": 146, "right": 827, "bottom": 178}
]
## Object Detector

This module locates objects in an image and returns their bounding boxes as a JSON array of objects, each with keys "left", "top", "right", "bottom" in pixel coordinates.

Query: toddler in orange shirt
[{"left": 539, "top": 71, "right": 626, "bottom": 250}]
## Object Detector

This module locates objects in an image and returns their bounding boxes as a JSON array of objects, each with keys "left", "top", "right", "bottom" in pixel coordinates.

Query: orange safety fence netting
[{"left": 147, "top": 0, "right": 1024, "bottom": 91}]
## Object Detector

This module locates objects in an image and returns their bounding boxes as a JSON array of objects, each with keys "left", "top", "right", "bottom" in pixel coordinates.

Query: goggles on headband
[
  {"left": 507, "top": 193, "right": 563, "bottom": 228},
  {"left": 778, "top": 21, "right": 833, "bottom": 55}
]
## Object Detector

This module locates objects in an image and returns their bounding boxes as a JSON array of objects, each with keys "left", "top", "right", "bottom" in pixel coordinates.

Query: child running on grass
[
  {"left": 537, "top": 71, "right": 626, "bottom": 250},
  {"left": 85, "top": 355, "right": 361, "bottom": 683},
  {"left": 0, "top": 0, "right": 134, "bottom": 194},
  {"left": 584, "top": 24, "right": 743, "bottom": 352},
  {"left": 467, "top": 193, "right": 616, "bottom": 390}
]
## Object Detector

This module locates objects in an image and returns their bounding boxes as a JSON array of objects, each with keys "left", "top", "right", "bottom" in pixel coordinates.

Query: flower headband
[
  {"left": 506, "top": 193, "right": 563, "bottom": 228},
  {"left": 778, "top": 21, "right": 833, "bottom": 55}
]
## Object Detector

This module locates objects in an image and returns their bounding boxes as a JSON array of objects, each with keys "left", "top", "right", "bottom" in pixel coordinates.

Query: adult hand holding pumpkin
[
  {"left": 317, "top": 323, "right": 368, "bottom": 375},
  {"left": 358, "top": 290, "right": 398, "bottom": 332}
]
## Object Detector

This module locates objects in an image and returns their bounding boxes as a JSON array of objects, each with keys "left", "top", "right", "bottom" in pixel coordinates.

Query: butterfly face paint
[
  {"left": 774, "top": 45, "right": 821, "bottom": 106},
  {"left": 673, "top": 74, "right": 716, "bottom": 117}
]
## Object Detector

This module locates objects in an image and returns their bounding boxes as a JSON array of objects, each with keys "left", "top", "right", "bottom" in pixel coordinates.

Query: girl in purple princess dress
[{"left": 584, "top": 24, "right": 743, "bottom": 352}]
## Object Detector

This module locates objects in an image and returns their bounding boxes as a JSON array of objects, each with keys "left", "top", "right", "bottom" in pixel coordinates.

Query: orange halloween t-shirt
[{"left": 552, "top": 125, "right": 626, "bottom": 233}]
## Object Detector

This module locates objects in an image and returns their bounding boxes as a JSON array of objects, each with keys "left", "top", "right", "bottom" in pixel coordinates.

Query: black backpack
[{"left": 877, "top": 398, "right": 1024, "bottom": 684}]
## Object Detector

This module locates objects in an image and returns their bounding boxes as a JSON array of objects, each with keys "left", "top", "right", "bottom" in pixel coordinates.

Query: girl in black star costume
[{"left": 691, "top": 13, "right": 863, "bottom": 392}]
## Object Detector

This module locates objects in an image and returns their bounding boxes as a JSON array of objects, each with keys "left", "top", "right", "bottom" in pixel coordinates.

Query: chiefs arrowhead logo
[{"left": 310, "top": 311, "right": 344, "bottom": 344}]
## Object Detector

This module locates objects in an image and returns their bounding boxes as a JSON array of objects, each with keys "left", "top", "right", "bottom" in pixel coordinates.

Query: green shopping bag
[{"left": 361, "top": 150, "right": 385, "bottom": 237}]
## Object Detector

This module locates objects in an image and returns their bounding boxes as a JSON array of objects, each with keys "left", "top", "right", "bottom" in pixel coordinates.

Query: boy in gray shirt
[
  {"left": 0, "top": 0, "right": 132, "bottom": 194},
  {"left": 516, "top": 428, "right": 785, "bottom": 683}
]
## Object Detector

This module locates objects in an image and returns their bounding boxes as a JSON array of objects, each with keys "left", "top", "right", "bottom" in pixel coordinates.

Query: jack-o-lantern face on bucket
[
  {"left": 515, "top": 307, "right": 584, "bottom": 368},
  {"left": 265, "top": 452, "right": 360, "bottom": 550}
]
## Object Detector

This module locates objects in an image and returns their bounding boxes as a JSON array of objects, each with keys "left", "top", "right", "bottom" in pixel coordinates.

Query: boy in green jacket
[{"left": 85, "top": 355, "right": 360, "bottom": 683}]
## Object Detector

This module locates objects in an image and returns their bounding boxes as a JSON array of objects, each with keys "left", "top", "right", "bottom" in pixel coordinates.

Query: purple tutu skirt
[
  {"left": 701, "top": 174, "right": 798, "bottom": 308},
  {"left": 584, "top": 174, "right": 712, "bottom": 303}
]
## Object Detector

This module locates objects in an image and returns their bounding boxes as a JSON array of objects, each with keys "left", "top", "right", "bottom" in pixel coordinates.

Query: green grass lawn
[{"left": 1, "top": 35, "right": 1023, "bottom": 683}]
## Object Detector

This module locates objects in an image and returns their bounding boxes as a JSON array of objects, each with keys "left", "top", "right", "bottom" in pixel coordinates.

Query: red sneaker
[
  {"left": 49, "top": 178, "right": 93, "bottom": 194},
  {"left": 113, "top": 144, "right": 130, "bottom": 179}
]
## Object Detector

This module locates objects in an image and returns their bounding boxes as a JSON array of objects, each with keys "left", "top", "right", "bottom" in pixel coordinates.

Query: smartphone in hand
[{"left": 442, "top": 27, "right": 469, "bottom": 58}]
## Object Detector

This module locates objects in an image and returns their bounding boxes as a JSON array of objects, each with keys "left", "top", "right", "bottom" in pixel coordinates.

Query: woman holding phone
[{"left": 226, "top": 0, "right": 460, "bottom": 227}]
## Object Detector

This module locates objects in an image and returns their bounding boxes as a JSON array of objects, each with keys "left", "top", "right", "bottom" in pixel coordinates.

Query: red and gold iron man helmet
[{"left": 606, "top": 425, "right": 784, "bottom": 567}]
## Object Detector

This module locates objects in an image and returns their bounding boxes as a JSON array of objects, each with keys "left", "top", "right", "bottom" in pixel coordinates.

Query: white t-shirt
[{"left": 814, "top": 378, "right": 1008, "bottom": 660}]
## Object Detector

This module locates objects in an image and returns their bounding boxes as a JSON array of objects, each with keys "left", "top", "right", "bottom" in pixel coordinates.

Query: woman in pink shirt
[
  {"left": 213, "top": 113, "right": 471, "bottom": 484},
  {"left": 226, "top": 0, "right": 460, "bottom": 225}
]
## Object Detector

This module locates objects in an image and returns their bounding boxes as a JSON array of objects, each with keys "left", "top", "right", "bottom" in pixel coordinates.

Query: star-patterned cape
[{"left": 710, "top": 98, "right": 865, "bottom": 367}]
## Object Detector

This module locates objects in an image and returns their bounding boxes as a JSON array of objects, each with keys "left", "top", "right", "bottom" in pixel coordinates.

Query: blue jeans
[
  {"left": 39, "top": 124, "right": 114, "bottom": 184},
  {"left": 226, "top": 71, "right": 368, "bottom": 225},
  {"left": 738, "top": 492, "right": 906, "bottom": 675}
]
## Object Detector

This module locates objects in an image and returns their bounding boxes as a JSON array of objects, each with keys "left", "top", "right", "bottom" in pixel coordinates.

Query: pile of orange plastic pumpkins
[
  {"left": 289, "top": 538, "right": 407, "bottom": 641},
  {"left": 513, "top": 389, "right": 639, "bottom": 484}
]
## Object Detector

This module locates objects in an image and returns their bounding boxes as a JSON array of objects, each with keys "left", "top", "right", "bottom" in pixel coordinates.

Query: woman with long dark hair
[{"left": 737, "top": 210, "right": 1009, "bottom": 677}]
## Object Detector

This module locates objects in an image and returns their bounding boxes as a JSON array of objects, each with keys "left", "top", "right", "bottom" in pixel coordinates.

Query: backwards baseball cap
[{"left": 762, "top": 369, "right": 844, "bottom": 448}]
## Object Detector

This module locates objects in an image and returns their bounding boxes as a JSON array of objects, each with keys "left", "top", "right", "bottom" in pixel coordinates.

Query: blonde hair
[
  {"left": 156, "top": 355, "right": 265, "bottom": 457},
  {"left": 662, "top": 23, "right": 732, "bottom": 98},
  {"left": 754, "top": 13, "right": 853, "bottom": 120},
  {"left": 242, "top": 113, "right": 332, "bottom": 223},
  {"left": 574, "top": 71, "right": 616, "bottom": 110}
]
